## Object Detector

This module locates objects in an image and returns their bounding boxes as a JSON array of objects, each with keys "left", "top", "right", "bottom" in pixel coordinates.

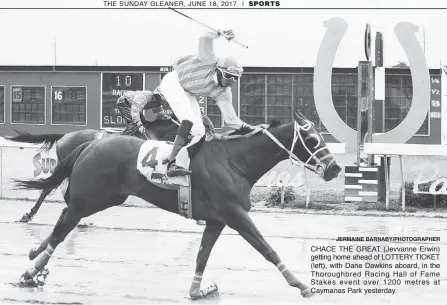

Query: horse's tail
[
  {"left": 13, "top": 140, "right": 93, "bottom": 191},
  {"left": 4, "top": 129, "right": 65, "bottom": 151}
]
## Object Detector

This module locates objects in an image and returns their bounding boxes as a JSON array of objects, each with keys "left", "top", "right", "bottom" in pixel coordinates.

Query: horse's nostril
[{"left": 327, "top": 162, "right": 341, "bottom": 178}]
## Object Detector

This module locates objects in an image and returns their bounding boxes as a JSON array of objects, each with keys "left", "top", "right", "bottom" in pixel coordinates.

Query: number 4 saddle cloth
[{"left": 136, "top": 137, "right": 202, "bottom": 219}]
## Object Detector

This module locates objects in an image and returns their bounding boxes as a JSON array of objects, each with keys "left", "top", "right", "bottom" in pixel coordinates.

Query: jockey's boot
[{"left": 167, "top": 120, "right": 193, "bottom": 177}]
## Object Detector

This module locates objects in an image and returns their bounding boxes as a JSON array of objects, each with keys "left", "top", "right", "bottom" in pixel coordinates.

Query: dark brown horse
[
  {"left": 6, "top": 119, "right": 180, "bottom": 222},
  {"left": 14, "top": 111, "right": 342, "bottom": 300}
]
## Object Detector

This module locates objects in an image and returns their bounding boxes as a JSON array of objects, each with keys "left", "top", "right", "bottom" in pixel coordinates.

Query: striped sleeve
[
  {"left": 198, "top": 32, "right": 219, "bottom": 64},
  {"left": 131, "top": 94, "right": 148, "bottom": 123},
  {"left": 212, "top": 89, "right": 245, "bottom": 129}
]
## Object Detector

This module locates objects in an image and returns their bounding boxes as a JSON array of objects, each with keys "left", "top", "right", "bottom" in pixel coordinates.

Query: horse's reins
[
  {"left": 171, "top": 116, "right": 334, "bottom": 177},
  {"left": 170, "top": 118, "right": 181, "bottom": 126},
  {"left": 225, "top": 121, "right": 334, "bottom": 192},
  {"left": 261, "top": 121, "right": 332, "bottom": 174}
]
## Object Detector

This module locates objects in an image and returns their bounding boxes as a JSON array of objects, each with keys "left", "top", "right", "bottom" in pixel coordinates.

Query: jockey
[
  {"left": 156, "top": 29, "right": 264, "bottom": 177},
  {"left": 117, "top": 90, "right": 170, "bottom": 137}
]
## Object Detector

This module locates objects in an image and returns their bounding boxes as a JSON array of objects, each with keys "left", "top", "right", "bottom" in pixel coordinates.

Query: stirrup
[{"left": 167, "top": 163, "right": 192, "bottom": 177}]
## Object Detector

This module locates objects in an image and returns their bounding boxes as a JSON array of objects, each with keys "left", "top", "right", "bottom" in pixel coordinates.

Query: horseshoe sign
[{"left": 314, "top": 19, "right": 431, "bottom": 150}]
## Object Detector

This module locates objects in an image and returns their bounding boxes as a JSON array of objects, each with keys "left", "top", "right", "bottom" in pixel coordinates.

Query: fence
[{"left": 0, "top": 137, "right": 346, "bottom": 202}]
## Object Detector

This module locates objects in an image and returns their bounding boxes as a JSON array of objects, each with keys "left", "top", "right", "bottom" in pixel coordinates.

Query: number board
[
  {"left": 11, "top": 86, "right": 45, "bottom": 103},
  {"left": 52, "top": 87, "right": 86, "bottom": 103},
  {"left": 12, "top": 87, "right": 23, "bottom": 103},
  {"left": 10, "top": 86, "right": 45, "bottom": 124},
  {"left": 429, "top": 75, "right": 442, "bottom": 119},
  {"left": 101, "top": 73, "right": 144, "bottom": 128}
]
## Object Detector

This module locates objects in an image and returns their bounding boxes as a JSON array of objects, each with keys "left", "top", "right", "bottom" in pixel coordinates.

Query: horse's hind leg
[
  {"left": 189, "top": 221, "right": 225, "bottom": 300},
  {"left": 19, "top": 188, "right": 53, "bottom": 223},
  {"left": 20, "top": 178, "right": 70, "bottom": 223},
  {"left": 223, "top": 206, "right": 314, "bottom": 298},
  {"left": 21, "top": 201, "right": 83, "bottom": 285}
]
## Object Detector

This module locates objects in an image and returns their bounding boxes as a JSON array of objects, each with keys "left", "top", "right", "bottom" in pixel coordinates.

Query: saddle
[
  {"left": 95, "top": 128, "right": 123, "bottom": 140},
  {"left": 97, "top": 124, "right": 152, "bottom": 141}
]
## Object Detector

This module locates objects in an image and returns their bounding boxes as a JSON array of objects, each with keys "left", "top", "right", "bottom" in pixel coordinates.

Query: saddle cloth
[{"left": 136, "top": 136, "right": 202, "bottom": 219}]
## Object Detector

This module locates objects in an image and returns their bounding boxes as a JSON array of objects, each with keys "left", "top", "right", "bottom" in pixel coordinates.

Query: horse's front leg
[
  {"left": 223, "top": 205, "right": 314, "bottom": 298},
  {"left": 189, "top": 221, "right": 225, "bottom": 300}
]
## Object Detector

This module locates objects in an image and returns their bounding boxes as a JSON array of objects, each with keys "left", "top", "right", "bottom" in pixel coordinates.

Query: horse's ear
[
  {"left": 293, "top": 110, "right": 305, "bottom": 122},
  {"left": 293, "top": 111, "right": 298, "bottom": 121}
]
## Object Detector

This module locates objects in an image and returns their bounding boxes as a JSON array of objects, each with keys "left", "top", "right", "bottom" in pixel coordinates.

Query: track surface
[{"left": 0, "top": 201, "right": 446, "bottom": 304}]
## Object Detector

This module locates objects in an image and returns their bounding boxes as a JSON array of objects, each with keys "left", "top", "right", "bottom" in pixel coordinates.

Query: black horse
[
  {"left": 14, "top": 111, "right": 342, "bottom": 299},
  {"left": 6, "top": 119, "right": 180, "bottom": 222}
]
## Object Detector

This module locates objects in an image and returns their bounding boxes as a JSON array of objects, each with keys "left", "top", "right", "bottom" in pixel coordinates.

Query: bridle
[{"left": 261, "top": 120, "right": 334, "bottom": 175}]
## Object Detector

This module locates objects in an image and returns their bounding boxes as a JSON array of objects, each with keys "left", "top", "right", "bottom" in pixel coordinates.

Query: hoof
[
  {"left": 18, "top": 268, "right": 49, "bottom": 287},
  {"left": 17, "top": 276, "right": 40, "bottom": 288},
  {"left": 196, "top": 220, "right": 206, "bottom": 226},
  {"left": 29, "top": 248, "right": 39, "bottom": 260},
  {"left": 19, "top": 213, "right": 31, "bottom": 223},
  {"left": 190, "top": 282, "right": 219, "bottom": 300},
  {"left": 301, "top": 287, "right": 314, "bottom": 298}
]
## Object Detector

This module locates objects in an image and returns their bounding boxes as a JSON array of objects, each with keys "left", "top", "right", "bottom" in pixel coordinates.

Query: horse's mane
[
  {"left": 145, "top": 118, "right": 177, "bottom": 127},
  {"left": 226, "top": 119, "right": 282, "bottom": 136},
  {"left": 144, "top": 115, "right": 283, "bottom": 141}
]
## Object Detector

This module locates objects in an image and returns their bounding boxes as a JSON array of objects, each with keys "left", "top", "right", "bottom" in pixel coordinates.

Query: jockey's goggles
[{"left": 218, "top": 66, "right": 243, "bottom": 81}]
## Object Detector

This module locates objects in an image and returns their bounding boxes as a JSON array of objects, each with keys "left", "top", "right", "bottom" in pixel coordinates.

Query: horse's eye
[{"left": 304, "top": 135, "right": 319, "bottom": 149}]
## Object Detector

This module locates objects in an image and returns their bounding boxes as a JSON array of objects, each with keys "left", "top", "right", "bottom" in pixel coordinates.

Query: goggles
[{"left": 218, "top": 66, "right": 243, "bottom": 81}]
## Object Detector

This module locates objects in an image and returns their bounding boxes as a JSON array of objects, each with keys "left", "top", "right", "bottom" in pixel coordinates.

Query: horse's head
[{"left": 287, "top": 110, "right": 341, "bottom": 181}]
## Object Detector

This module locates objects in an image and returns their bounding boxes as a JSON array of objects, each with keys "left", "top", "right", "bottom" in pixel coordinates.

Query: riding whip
[{"left": 168, "top": 7, "right": 249, "bottom": 49}]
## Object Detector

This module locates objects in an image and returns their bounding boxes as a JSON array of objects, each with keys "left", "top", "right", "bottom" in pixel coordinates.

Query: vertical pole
[
  {"left": 357, "top": 63, "right": 362, "bottom": 166},
  {"left": 358, "top": 61, "right": 373, "bottom": 166},
  {"left": 53, "top": 37, "right": 57, "bottom": 72},
  {"left": 291, "top": 74, "right": 295, "bottom": 121},
  {"left": 304, "top": 168, "right": 310, "bottom": 209},
  {"left": 264, "top": 75, "right": 268, "bottom": 125},
  {"left": 280, "top": 186, "right": 285, "bottom": 205},
  {"left": 384, "top": 155, "right": 389, "bottom": 210},
  {"left": 375, "top": 32, "right": 388, "bottom": 203},
  {"left": 399, "top": 155, "right": 405, "bottom": 211},
  {"left": 367, "top": 61, "right": 374, "bottom": 166}
]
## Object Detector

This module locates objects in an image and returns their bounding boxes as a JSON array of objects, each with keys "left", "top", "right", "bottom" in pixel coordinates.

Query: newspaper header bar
[{"left": 0, "top": 0, "right": 445, "bottom": 9}]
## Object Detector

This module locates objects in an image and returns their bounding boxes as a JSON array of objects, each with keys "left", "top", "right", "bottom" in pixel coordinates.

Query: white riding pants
[{"left": 158, "top": 71, "right": 205, "bottom": 137}]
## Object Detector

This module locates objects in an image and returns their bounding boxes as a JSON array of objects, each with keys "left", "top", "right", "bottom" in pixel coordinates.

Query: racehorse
[
  {"left": 6, "top": 118, "right": 179, "bottom": 222},
  {"left": 14, "top": 110, "right": 342, "bottom": 299}
]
